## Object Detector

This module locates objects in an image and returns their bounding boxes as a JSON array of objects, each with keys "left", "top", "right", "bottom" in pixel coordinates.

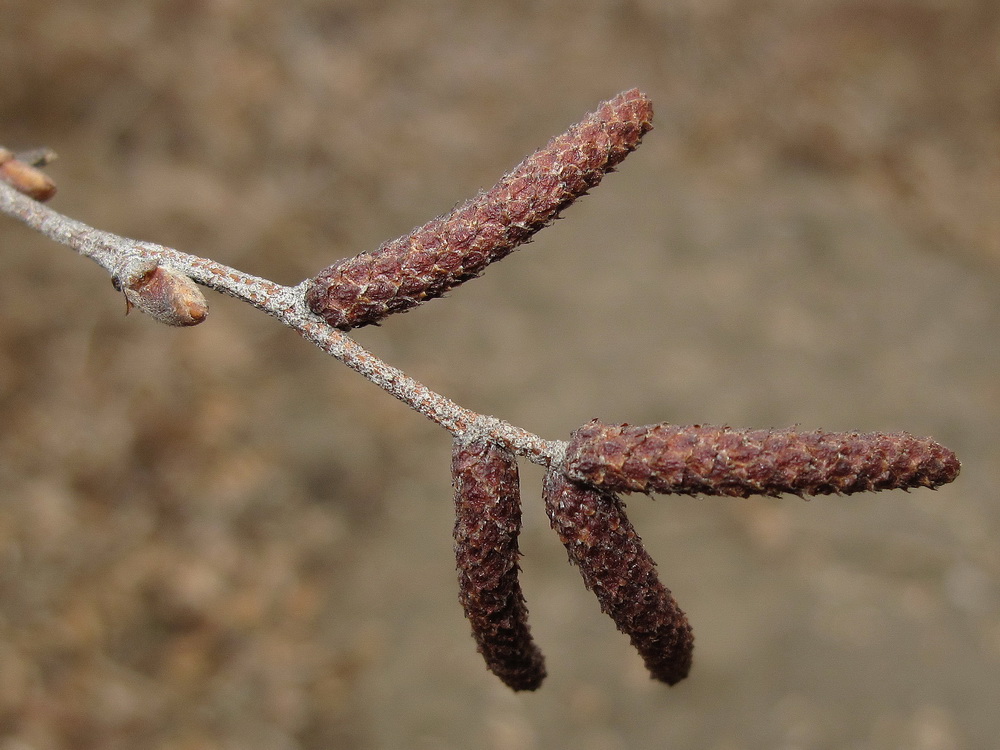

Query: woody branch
[
  {"left": 1, "top": 91, "right": 960, "bottom": 691},
  {"left": 0, "top": 175, "right": 560, "bottom": 465},
  {"left": 0, "top": 91, "right": 654, "bottom": 464}
]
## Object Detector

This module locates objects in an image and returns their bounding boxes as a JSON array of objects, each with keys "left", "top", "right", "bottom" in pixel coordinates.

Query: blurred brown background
[{"left": 1, "top": 1, "right": 998, "bottom": 748}]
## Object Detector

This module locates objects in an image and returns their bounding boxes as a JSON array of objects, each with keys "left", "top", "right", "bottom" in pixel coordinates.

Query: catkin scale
[
  {"left": 543, "top": 470, "right": 694, "bottom": 685},
  {"left": 306, "top": 89, "right": 653, "bottom": 329},
  {"left": 565, "top": 420, "right": 961, "bottom": 498},
  {"left": 452, "top": 436, "right": 545, "bottom": 691}
]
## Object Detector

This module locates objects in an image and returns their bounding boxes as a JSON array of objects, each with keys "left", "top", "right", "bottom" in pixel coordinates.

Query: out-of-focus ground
[{"left": 1, "top": 2, "right": 997, "bottom": 748}]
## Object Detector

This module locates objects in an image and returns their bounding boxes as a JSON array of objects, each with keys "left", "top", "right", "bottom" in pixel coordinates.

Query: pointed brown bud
[
  {"left": 113, "top": 259, "right": 209, "bottom": 327},
  {"left": 543, "top": 469, "right": 693, "bottom": 685},
  {"left": 452, "top": 435, "right": 545, "bottom": 691},
  {"left": 306, "top": 88, "right": 654, "bottom": 329},
  {"left": 0, "top": 156, "right": 57, "bottom": 202},
  {"left": 564, "top": 420, "right": 961, "bottom": 498}
]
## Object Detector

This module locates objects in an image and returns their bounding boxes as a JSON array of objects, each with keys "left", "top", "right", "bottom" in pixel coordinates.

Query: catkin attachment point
[{"left": 113, "top": 258, "right": 208, "bottom": 327}]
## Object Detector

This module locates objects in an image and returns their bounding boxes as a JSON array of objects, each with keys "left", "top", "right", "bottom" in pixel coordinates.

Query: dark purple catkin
[
  {"left": 452, "top": 436, "right": 545, "bottom": 691},
  {"left": 306, "top": 88, "right": 654, "bottom": 330},
  {"left": 543, "top": 469, "right": 694, "bottom": 686},
  {"left": 564, "top": 420, "right": 961, "bottom": 498}
]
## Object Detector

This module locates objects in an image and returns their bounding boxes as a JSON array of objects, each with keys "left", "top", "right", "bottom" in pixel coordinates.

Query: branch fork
[{"left": 0, "top": 90, "right": 960, "bottom": 691}]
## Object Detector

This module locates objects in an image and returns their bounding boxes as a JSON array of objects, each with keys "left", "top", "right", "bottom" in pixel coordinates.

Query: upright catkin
[{"left": 306, "top": 89, "right": 653, "bottom": 329}]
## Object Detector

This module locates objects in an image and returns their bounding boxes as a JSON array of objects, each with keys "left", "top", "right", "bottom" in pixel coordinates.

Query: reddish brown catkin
[
  {"left": 564, "top": 420, "right": 961, "bottom": 498},
  {"left": 452, "top": 436, "right": 545, "bottom": 691},
  {"left": 306, "top": 89, "right": 653, "bottom": 330},
  {"left": 543, "top": 469, "right": 694, "bottom": 685}
]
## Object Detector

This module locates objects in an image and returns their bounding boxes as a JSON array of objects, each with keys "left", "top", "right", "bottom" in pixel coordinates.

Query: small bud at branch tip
[{"left": 0, "top": 156, "right": 57, "bottom": 202}]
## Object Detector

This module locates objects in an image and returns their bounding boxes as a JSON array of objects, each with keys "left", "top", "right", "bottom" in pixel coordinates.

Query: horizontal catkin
[
  {"left": 564, "top": 420, "right": 961, "bottom": 498},
  {"left": 543, "top": 469, "right": 693, "bottom": 686},
  {"left": 452, "top": 436, "right": 545, "bottom": 691},
  {"left": 306, "top": 88, "right": 654, "bottom": 330}
]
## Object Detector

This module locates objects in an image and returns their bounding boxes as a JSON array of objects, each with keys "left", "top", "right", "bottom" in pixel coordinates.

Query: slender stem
[{"left": 0, "top": 180, "right": 562, "bottom": 466}]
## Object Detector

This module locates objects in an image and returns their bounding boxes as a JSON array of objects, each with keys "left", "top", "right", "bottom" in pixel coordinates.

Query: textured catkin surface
[
  {"left": 564, "top": 420, "right": 961, "bottom": 497},
  {"left": 0, "top": 2, "right": 997, "bottom": 749},
  {"left": 543, "top": 470, "right": 693, "bottom": 685},
  {"left": 451, "top": 436, "right": 544, "bottom": 691},
  {"left": 305, "top": 89, "right": 653, "bottom": 329}
]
